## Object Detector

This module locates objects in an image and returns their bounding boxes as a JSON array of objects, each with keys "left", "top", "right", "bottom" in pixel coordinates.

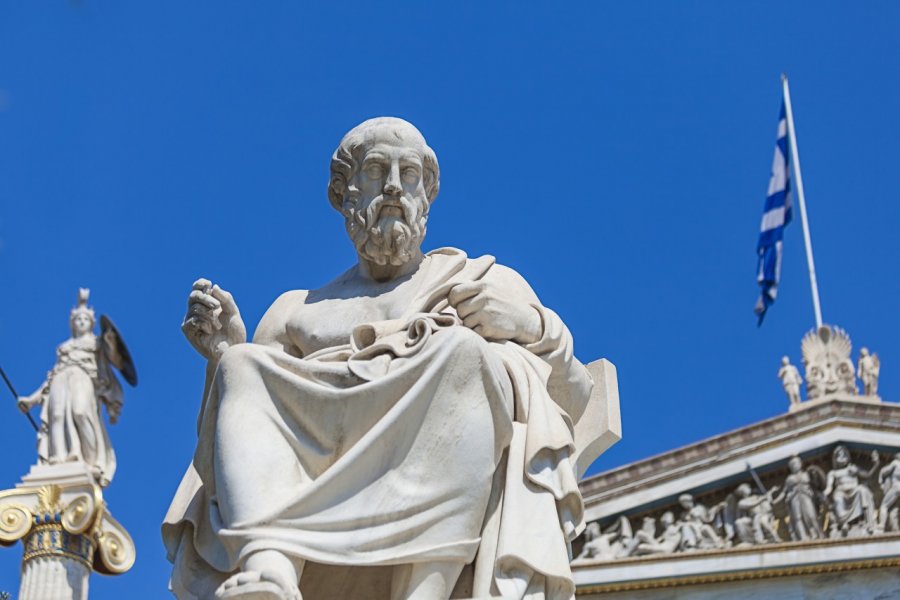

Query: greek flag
[{"left": 754, "top": 102, "right": 793, "bottom": 324}]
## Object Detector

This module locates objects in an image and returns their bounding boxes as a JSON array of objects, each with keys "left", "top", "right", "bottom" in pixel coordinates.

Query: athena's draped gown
[{"left": 37, "top": 335, "right": 119, "bottom": 485}]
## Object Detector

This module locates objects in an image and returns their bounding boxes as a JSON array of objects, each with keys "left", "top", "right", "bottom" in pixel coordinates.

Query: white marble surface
[
  {"left": 573, "top": 533, "right": 900, "bottom": 589},
  {"left": 19, "top": 556, "right": 89, "bottom": 600},
  {"left": 581, "top": 568, "right": 900, "bottom": 599},
  {"left": 584, "top": 421, "right": 900, "bottom": 523},
  {"left": 164, "top": 117, "right": 619, "bottom": 600},
  {"left": 15, "top": 289, "right": 136, "bottom": 487}
]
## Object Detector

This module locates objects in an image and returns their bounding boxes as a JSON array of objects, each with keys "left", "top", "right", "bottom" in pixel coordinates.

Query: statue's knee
[
  {"left": 48, "top": 401, "right": 66, "bottom": 421},
  {"left": 445, "top": 325, "right": 490, "bottom": 354},
  {"left": 217, "top": 343, "right": 264, "bottom": 378},
  {"left": 71, "top": 406, "right": 91, "bottom": 422}
]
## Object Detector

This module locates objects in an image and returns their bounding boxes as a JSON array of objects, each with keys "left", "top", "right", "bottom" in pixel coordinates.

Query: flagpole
[{"left": 781, "top": 74, "right": 823, "bottom": 329}]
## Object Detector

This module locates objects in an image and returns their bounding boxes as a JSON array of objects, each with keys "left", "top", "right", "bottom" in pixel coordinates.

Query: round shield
[{"left": 100, "top": 315, "right": 138, "bottom": 386}]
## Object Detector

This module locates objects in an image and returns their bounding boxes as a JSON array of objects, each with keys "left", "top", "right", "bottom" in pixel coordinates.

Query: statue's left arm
[
  {"left": 860, "top": 451, "right": 881, "bottom": 479},
  {"left": 450, "top": 263, "right": 592, "bottom": 404}
]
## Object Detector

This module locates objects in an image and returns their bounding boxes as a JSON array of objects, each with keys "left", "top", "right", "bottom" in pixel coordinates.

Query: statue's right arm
[{"left": 17, "top": 383, "right": 47, "bottom": 412}]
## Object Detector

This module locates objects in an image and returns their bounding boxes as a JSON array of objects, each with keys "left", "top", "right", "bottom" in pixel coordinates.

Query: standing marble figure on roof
[{"left": 778, "top": 356, "right": 803, "bottom": 406}]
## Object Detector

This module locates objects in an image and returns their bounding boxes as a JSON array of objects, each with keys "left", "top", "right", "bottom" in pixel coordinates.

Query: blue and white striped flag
[{"left": 754, "top": 102, "right": 793, "bottom": 324}]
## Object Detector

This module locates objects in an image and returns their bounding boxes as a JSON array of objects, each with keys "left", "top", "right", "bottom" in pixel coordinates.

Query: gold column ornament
[{"left": 0, "top": 480, "right": 135, "bottom": 575}]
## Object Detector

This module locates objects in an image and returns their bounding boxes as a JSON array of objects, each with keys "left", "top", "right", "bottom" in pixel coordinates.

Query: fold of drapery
[{"left": 163, "top": 248, "right": 590, "bottom": 600}]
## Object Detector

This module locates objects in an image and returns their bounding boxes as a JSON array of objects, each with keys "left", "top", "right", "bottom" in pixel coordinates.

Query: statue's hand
[
  {"left": 448, "top": 280, "right": 542, "bottom": 344},
  {"left": 182, "top": 278, "right": 247, "bottom": 361},
  {"left": 16, "top": 396, "right": 36, "bottom": 413},
  {"left": 106, "top": 398, "right": 122, "bottom": 425}
]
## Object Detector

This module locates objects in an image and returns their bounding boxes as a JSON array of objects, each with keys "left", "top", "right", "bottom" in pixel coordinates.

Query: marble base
[{"left": 17, "top": 462, "right": 98, "bottom": 488}]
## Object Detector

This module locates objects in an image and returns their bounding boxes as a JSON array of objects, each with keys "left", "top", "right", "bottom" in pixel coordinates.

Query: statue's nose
[{"left": 384, "top": 164, "right": 402, "bottom": 196}]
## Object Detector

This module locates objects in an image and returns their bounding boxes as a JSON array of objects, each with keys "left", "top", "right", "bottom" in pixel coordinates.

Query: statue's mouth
[{"left": 379, "top": 205, "right": 403, "bottom": 218}]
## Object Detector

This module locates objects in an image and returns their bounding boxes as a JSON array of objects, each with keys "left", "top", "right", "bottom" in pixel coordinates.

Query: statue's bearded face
[
  {"left": 329, "top": 119, "right": 439, "bottom": 268},
  {"left": 345, "top": 136, "right": 429, "bottom": 266}
]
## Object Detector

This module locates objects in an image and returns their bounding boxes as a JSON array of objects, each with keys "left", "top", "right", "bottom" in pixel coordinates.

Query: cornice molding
[{"left": 575, "top": 555, "right": 900, "bottom": 595}]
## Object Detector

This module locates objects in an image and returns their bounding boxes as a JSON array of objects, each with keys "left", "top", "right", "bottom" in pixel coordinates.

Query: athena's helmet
[{"left": 69, "top": 288, "right": 96, "bottom": 335}]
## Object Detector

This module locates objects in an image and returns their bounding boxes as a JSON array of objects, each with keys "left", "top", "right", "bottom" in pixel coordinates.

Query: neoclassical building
[{"left": 572, "top": 325, "right": 899, "bottom": 598}]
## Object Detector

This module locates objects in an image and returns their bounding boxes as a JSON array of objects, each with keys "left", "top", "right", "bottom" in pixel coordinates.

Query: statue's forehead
[
  {"left": 358, "top": 124, "right": 426, "bottom": 151},
  {"left": 360, "top": 141, "right": 424, "bottom": 163}
]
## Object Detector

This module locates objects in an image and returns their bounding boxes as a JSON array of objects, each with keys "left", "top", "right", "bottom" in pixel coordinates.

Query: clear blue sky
[{"left": 1, "top": 2, "right": 898, "bottom": 597}]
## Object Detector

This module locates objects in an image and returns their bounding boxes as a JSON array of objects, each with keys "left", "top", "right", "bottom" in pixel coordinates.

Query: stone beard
[
  {"left": 329, "top": 121, "right": 438, "bottom": 267},
  {"left": 346, "top": 188, "right": 428, "bottom": 266},
  {"left": 164, "top": 117, "right": 607, "bottom": 600}
]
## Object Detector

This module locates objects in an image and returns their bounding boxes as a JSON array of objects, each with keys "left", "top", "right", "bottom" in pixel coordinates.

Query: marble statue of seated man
[{"left": 162, "top": 117, "right": 606, "bottom": 600}]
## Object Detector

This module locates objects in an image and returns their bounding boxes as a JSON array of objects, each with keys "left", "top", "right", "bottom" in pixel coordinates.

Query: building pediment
[{"left": 573, "top": 398, "right": 900, "bottom": 594}]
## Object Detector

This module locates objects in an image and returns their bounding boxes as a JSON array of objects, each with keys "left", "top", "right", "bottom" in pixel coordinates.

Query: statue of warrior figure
[
  {"left": 731, "top": 483, "right": 781, "bottom": 545},
  {"left": 16, "top": 289, "right": 137, "bottom": 487}
]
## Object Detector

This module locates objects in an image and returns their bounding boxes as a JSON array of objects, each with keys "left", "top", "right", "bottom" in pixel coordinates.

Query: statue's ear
[{"left": 328, "top": 173, "right": 348, "bottom": 211}]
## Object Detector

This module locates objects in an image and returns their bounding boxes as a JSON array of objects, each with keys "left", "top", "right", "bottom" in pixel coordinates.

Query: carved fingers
[
  {"left": 211, "top": 284, "right": 247, "bottom": 352},
  {"left": 448, "top": 280, "right": 542, "bottom": 344},
  {"left": 185, "top": 279, "right": 221, "bottom": 334},
  {"left": 182, "top": 279, "right": 247, "bottom": 361}
]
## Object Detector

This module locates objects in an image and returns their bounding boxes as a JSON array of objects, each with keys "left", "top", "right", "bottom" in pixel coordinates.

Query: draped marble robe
[
  {"left": 163, "top": 248, "right": 594, "bottom": 600},
  {"left": 36, "top": 335, "right": 119, "bottom": 485}
]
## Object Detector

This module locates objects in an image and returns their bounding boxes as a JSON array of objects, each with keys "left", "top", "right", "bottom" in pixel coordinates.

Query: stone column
[
  {"left": 20, "top": 556, "right": 90, "bottom": 600},
  {"left": 0, "top": 464, "right": 135, "bottom": 600},
  {"left": 18, "top": 507, "right": 94, "bottom": 600}
]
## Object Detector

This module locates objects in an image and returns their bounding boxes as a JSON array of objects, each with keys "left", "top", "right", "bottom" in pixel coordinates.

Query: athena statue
[{"left": 17, "top": 289, "right": 136, "bottom": 486}]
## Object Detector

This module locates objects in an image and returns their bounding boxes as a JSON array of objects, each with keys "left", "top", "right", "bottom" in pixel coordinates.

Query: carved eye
[
  {"left": 402, "top": 167, "right": 420, "bottom": 184},
  {"left": 364, "top": 164, "right": 384, "bottom": 179}
]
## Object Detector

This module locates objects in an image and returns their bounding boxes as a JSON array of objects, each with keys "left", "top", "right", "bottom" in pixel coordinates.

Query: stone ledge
[{"left": 572, "top": 533, "right": 900, "bottom": 593}]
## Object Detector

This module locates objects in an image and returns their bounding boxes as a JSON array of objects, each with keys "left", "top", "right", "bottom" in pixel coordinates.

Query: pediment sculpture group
[
  {"left": 778, "top": 325, "right": 880, "bottom": 408},
  {"left": 576, "top": 445, "right": 900, "bottom": 562}
]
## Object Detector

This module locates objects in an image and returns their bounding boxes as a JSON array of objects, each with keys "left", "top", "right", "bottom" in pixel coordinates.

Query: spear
[
  {"left": 746, "top": 462, "right": 768, "bottom": 495},
  {"left": 0, "top": 365, "right": 39, "bottom": 432}
]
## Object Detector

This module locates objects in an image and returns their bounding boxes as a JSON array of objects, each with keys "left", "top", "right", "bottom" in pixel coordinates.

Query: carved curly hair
[{"left": 327, "top": 117, "right": 440, "bottom": 214}]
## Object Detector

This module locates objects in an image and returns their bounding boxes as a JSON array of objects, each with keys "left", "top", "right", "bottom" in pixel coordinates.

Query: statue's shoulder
[
  {"left": 253, "top": 290, "right": 309, "bottom": 346},
  {"left": 482, "top": 260, "right": 541, "bottom": 303},
  {"left": 264, "top": 289, "right": 311, "bottom": 319},
  {"left": 428, "top": 247, "right": 536, "bottom": 297},
  {"left": 429, "top": 247, "right": 528, "bottom": 285}
]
